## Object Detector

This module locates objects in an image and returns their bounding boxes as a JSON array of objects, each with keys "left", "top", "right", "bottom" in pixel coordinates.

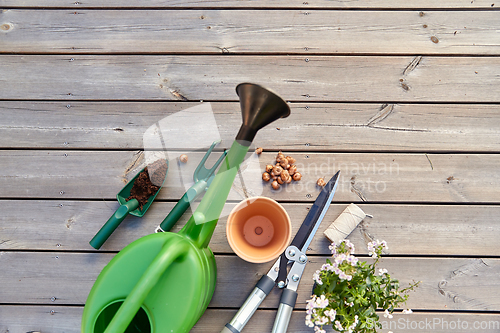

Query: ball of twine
[{"left": 324, "top": 203, "right": 367, "bottom": 244}]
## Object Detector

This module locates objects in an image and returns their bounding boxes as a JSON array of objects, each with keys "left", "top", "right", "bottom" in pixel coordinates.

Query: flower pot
[{"left": 226, "top": 197, "right": 291, "bottom": 263}]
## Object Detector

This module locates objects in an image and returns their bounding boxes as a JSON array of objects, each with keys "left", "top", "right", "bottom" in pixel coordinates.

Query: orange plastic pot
[{"left": 226, "top": 197, "right": 291, "bottom": 263}]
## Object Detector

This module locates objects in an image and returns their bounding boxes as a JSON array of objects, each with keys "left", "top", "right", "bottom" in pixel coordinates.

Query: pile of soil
[{"left": 127, "top": 159, "right": 168, "bottom": 210}]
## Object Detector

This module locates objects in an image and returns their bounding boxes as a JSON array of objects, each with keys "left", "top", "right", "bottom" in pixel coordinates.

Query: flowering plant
[{"left": 305, "top": 240, "right": 419, "bottom": 333}]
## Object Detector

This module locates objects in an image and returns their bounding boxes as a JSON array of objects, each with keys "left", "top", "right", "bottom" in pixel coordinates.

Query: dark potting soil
[{"left": 127, "top": 159, "right": 168, "bottom": 210}]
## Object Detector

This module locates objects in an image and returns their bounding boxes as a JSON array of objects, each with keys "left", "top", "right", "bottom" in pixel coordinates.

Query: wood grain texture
[
  {"left": 1, "top": 55, "right": 499, "bottom": 102},
  {"left": 2, "top": 10, "right": 500, "bottom": 54},
  {"left": 1, "top": 0, "right": 497, "bottom": 8},
  {"left": 1, "top": 150, "right": 499, "bottom": 202},
  {"left": 1, "top": 201, "right": 499, "bottom": 256},
  {"left": 1, "top": 306, "right": 499, "bottom": 333},
  {"left": 2, "top": 101, "right": 500, "bottom": 152},
  {"left": 1, "top": 252, "right": 499, "bottom": 311},
  {"left": 1, "top": 0, "right": 499, "bottom": 329}
]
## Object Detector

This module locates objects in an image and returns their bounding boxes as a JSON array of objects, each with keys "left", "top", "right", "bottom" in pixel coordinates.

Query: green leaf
[
  {"left": 327, "top": 279, "right": 337, "bottom": 293},
  {"left": 362, "top": 307, "right": 374, "bottom": 317}
]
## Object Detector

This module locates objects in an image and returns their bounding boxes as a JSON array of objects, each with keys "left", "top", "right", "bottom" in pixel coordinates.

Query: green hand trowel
[
  {"left": 89, "top": 159, "right": 169, "bottom": 250},
  {"left": 81, "top": 83, "right": 291, "bottom": 333}
]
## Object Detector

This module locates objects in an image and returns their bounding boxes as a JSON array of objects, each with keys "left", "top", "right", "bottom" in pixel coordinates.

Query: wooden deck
[{"left": 1, "top": 1, "right": 500, "bottom": 332}]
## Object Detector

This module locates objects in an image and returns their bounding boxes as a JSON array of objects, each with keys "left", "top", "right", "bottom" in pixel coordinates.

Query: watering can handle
[
  {"left": 102, "top": 237, "right": 190, "bottom": 333},
  {"left": 157, "top": 180, "right": 208, "bottom": 232},
  {"left": 90, "top": 199, "right": 139, "bottom": 249}
]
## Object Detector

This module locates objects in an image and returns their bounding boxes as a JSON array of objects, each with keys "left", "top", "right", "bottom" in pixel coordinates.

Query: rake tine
[{"left": 193, "top": 140, "right": 227, "bottom": 182}]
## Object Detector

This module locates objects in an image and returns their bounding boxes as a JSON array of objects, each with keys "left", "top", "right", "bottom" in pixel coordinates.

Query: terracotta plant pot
[{"left": 226, "top": 197, "right": 291, "bottom": 263}]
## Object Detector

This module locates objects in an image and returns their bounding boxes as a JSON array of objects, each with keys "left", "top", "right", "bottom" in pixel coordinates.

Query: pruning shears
[{"left": 221, "top": 171, "right": 340, "bottom": 333}]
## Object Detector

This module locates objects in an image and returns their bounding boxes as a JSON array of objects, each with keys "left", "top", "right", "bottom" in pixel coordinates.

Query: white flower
[
  {"left": 324, "top": 309, "right": 336, "bottom": 321},
  {"left": 321, "top": 263, "right": 335, "bottom": 272},
  {"left": 334, "top": 320, "right": 344, "bottom": 331},
  {"left": 314, "top": 327, "right": 326, "bottom": 333},
  {"left": 313, "top": 270, "right": 323, "bottom": 285},
  {"left": 344, "top": 300, "right": 354, "bottom": 307},
  {"left": 384, "top": 309, "right": 393, "bottom": 319},
  {"left": 315, "top": 294, "right": 329, "bottom": 308},
  {"left": 305, "top": 314, "right": 314, "bottom": 327},
  {"left": 306, "top": 296, "right": 317, "bottom": 314},
  {"left": 346, "top": 255, "right": 358, "bottom": 266},
  {"left": 378, "top": 268, "right": 388, "bottom": 276},
  {"left": 342, "top": 239, "right": 355, "bottom": 253},
  {"left": 346, "top": 315, "right": 359, "bottom": 332},
  {"left": 315, "top": 315, "right": 328, "bottom": 326},
  {"left": 329, "top": 242, "right": 338, "bottom": 255},
  {"left": 402, "top": 308, "right": 413, "bottom": 314},
  {"left": 335, "top": 253, "right": 347, "bottom": 264},
  {"left": 338, "top": 271, "right": 350, "bottom": 281},
  {"left": 367, "top": 239, "right": 388, "bottom": 256}
]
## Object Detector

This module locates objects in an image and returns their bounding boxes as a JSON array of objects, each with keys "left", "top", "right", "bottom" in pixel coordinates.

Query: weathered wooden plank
[
  {"left": 1, "top": 306, "right": 499, "bottom": 333},
  {"left": 0, "top": 0, "right": 497, "bottom": 8},
  {"left": 1, "top": 55, "right": 499, "bottom": 102},
  {"left": 1, "top": 201, "right": 499, "bottom": 256},
  {"left": 1, "top": 252, "right": 499, "bottom": 311},
  {"left": 2, "top": 10, "right": 499, "bottom": 55},
  {"left": 0, "top": 305, "right": 83, "bottom": 332},
  {"left": 2, "top": 102, "right": 500, "bottom": 152},
  {"left": 1, "top": 151, "right": 499, "bottom": 203}
]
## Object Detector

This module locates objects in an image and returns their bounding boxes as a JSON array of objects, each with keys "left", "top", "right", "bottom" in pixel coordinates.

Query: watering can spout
[
  {"left": 235, "top": 83, "right": 290, "bottom": 144},
  {"left": 181, "top": 83, "right": 290, "bottom": 248}
]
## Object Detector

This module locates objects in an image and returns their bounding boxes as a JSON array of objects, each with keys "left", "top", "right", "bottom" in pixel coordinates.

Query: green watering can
[{"left": 81, "top": 83, "right": 291, "bottom": 333}]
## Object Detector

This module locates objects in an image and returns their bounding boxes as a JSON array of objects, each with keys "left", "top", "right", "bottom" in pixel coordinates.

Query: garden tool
[
  {"left": 155, "top": 140, "right": 227, "bottom": 233},
  {"left": 81, "top": 83, "right": 290, "bottom": 333},
  {"left": 89, "top": 159, "right": 169, "bottom": 250},
  {"left": 221, "top": 172, "right": 340, "bottom": 333}
]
